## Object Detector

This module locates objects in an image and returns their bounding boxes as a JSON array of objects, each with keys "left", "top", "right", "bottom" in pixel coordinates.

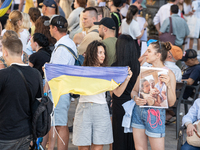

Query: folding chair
[
  {"left": 181, "top": 83, "right": 200, "bottom": 114},
  {"left": 173, "top": 81, "right": 187, "bottom": 139},
  {"left": 177, "top": 125, "right": 186, "bottom": 150}
]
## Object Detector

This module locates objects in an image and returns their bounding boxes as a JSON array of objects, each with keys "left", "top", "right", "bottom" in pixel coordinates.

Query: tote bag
[{"left": 185, "top": 16, "right": 200, "bottom": 39}]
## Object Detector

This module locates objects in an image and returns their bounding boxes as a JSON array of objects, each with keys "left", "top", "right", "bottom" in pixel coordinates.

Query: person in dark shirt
[
  {"left": 29, "top": 33, "right": 51, "bottom": 77},
  {"left": 0, "top": 33, "right": 41, "bottom": 149},
  {"left": 111, "top": 34, "right": 140, "bottom": 150},
  {"left": 181, "top": 49, "right": 200, "bottom": 99}
]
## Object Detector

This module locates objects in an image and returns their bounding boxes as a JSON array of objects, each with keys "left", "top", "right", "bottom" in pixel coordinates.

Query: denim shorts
[
  {"left": 73, "top": 102, "right": 113, "bottom": 146},
  {"left": 48, "top": 91, "right": 71, "bottom": 126},
  {"left": 131, "top": 105, "right": 166, "bottom": 138}
]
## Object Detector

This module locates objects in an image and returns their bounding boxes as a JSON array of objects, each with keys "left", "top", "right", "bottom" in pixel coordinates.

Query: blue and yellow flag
[
  {"left": 0, "top": 0, "right": 13, "bottom": 17},
  {"left": 45, "top": 64, "right": 128, "bottom": 107}
]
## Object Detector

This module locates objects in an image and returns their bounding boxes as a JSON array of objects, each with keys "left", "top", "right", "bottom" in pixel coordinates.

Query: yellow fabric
[
  {"left": 23, "top": 0, "right": 34, "bottom": 13},
  {"left": 48, "top": 75, "right": 119, "bottom": 107},
  {"left": 0, "top": 0, "right": 13, "bottom": 17},
  {"left": 31, "top": 25, "right": 35, "bottom": 36}
]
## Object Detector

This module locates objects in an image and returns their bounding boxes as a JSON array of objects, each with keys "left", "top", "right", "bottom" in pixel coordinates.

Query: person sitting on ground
[{"left": 181, "top": 98, "right": 200, "bottom": 150}]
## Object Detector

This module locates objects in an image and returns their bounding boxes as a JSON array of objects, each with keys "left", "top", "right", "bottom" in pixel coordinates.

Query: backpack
[
  {"left": 56, "top": 44, "right": 84, "bottom": 66},
  {"left": 11, "top": 66, "right": 53, "bottom": 149}
]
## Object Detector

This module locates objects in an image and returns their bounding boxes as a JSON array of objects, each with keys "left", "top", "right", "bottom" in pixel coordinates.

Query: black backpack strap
[
  {"left": 11, "top": 65, "right": 33, "bottom": 103},
  {"left": 56, "top": 44, "right": 78, "bottom": 60}
]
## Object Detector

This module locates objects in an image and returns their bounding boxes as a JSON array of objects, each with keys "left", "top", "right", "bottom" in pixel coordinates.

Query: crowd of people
[{"left": 0, "top": 0, "right": 200, "bottom": 150}]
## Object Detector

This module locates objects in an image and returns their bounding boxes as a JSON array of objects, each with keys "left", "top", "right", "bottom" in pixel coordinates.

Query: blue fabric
[
  {"left": 45, "top": 64, "right": 128, "bottom": 83},
  {"left": 122, "top": 99, "right": 135, "bottom": 133},
  {"left": 131, "top": 105, "right": 166, "bottom": 138},
  {"left": 25, "top": 41, "right": 35, "bottom": 56},
  {"left": 181, "top": 142, "right": 200, "bottom": 150},
  {"left": 147, "top": 39, "right": 157, "bottom": 47},
  {"left": 182, "top": 98, "right": 200, "bottom": 126}
]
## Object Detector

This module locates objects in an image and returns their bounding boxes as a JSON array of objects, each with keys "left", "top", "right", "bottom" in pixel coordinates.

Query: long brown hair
[
  {"left": 5, "top": 10, "right": 22, "bottom": 36},
  {"left": 35, "top": 16, "right": 56, "bottom": 45},
  {"left": 83, "top": 40, "right": 107, "bottom": 66},
  {"left": 184, "top": 0, "right": 191, "bottom": 5},
  {"left": 126, "top": 5, "right": 138, "bottom": 25}
]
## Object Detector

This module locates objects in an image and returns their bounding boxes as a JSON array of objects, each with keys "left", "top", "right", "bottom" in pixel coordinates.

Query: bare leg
[
  {"left": 132, "top": 128, "right": 148, "bottom": 150},
  {"left": 48, "top": 127, "right": 57, "bottom": 150},
  {"left": 189, "top": 38, "right": 194, "bottom": 49},
  {"left": 149, "top": 137, "right": 165, "bottom": 150},
  {"left": 41, "top": 133, "right": 49, "bottom": 149},
  {"left": 197, "top": 39, "right": 200, "bottom": 50},
  {"left": 78, "top": 146, "right": 90, "bottom": 150},
  {"left": 56, "top": 126, "right": 69, "bottom": 150},
  {"left": 91, "top": 144, "right": 103, "bottom": 150},
  {"left": 48, "top": 126, "right": 69, "bottom": 150}
]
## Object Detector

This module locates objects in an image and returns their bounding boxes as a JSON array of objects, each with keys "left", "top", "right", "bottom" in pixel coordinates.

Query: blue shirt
[
  {"left": 182, "top": 98, "right": 200, "bottom": 126},
  {"left": 160, "top": 14, "right": 190, "bottom": 46}
]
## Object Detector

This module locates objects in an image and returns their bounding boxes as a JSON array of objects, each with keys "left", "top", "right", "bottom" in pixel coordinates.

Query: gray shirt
[{"left": 160, "top": 14, "right": 190, "bottom": 46}]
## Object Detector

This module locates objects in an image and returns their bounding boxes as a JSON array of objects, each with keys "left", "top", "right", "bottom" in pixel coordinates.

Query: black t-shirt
[
  {"left": 0, "top": 14, "right": 9, "bottom": 29},
  {"left": 0, "top": 64, "right": 41, "bottom": 140},
  {"left": 29, "top": 48, "right": 51, "bottom": 77},
  {"left": 182, "top": 64, "right": 200, "bottom": 99},
  {"left": 111, "top": 12, "right": 121, "bottom": 38}
]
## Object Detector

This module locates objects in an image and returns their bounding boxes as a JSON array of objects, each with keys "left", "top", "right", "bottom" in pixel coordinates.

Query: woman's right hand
[
  {"left": 187, "top": 123, "right": 197, "bottom": 137},
  {"left": 135, "top": 96, "right": 147, "bottom": 106}
]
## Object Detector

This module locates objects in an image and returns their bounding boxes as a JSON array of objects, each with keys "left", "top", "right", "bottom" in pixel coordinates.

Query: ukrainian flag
[
  {"left": 0, "top": 0, "right": 13, "bottom": 17},
  {"left": 45, "top": 64, "right": 128, "bottom": 107}
]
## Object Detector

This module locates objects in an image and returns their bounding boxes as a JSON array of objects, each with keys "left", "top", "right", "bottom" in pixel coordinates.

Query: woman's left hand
[
  {"left": 126, "top": 67, "right": 133, "bottom": 81},
  {"left": 160, "top": 74, "right": 170, "bottom": 87}
]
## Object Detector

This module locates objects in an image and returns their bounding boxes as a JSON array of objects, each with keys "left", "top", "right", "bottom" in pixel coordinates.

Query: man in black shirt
[
  {"left": 0, "top": 36, "right": 41, "bottom": 149},
  {"left": 181, "top": 49, "right": 200, "bottom": 99}
]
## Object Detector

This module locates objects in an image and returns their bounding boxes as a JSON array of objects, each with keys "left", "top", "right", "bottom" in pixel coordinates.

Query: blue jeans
[
  {"left": 131, "top": 105, "right": 166, "bottom": 138},
  {"left": 0, "top": 135, "right": 32, "bottom": 150},
  {"left": 181, "top": 142, "right": 200, "bottom": 150}
]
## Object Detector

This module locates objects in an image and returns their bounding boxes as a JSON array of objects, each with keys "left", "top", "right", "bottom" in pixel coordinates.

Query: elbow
[{"left": 168, "top": 98, "right": 176, "bottom": 107}]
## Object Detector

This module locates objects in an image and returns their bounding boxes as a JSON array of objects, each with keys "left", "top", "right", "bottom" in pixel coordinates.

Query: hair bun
[{"left": 164, "top": 42, "right": 171, "bottom": 51}]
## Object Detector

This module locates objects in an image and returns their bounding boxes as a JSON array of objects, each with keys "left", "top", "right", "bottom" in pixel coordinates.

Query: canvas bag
[
  {"left": 185, "top": 16, "right": 200, "bottom": 39},
  {"left": 159, "top": 17, "right": 176, "bottom": 45},
  {"left": 187, "top": 120, "right": 200, "bottom": 147}
]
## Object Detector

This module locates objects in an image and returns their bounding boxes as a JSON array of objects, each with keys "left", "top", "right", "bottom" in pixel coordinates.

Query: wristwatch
[{"left": 144, "top": 28, "right": 146, "bottom": 30}]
